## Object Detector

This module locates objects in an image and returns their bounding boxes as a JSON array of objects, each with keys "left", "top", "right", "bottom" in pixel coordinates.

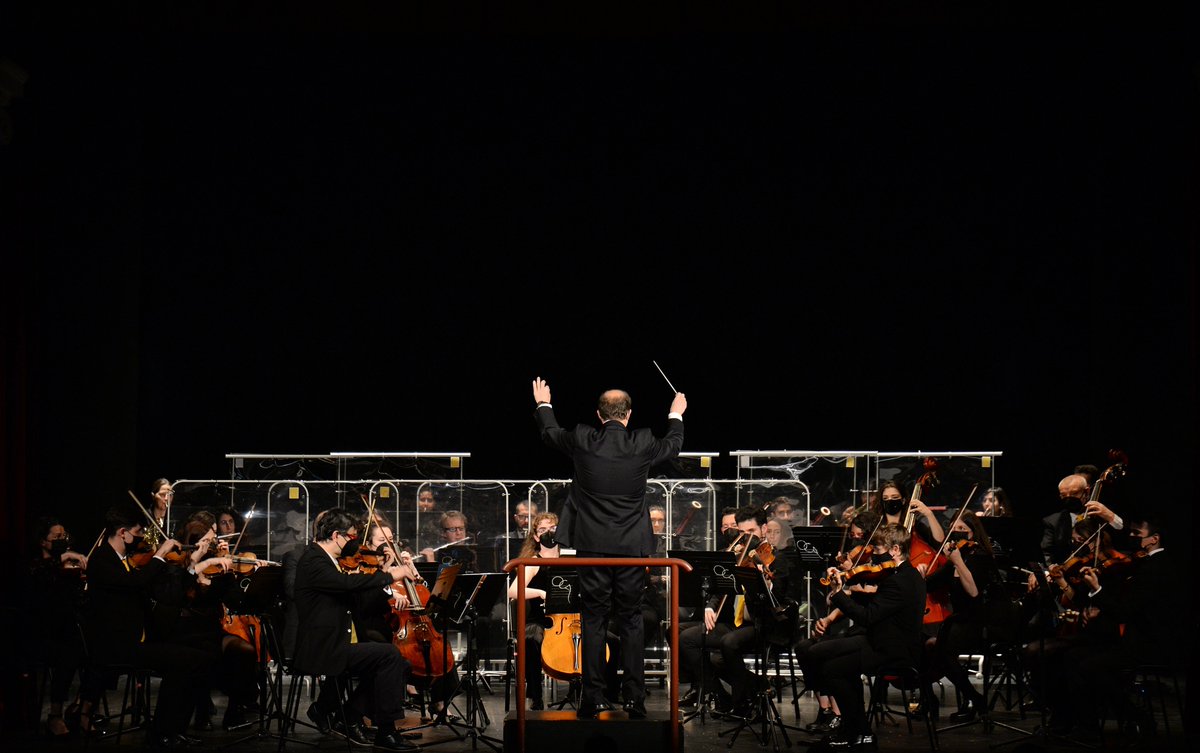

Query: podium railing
[{"left": 502, "top": 556, "right": 693, "bottom": 753}]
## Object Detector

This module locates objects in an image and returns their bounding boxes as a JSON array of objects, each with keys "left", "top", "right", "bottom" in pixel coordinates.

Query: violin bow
[
  {"left": 230, "top": 501, "right": 256, "bottom": 555},
  {"left": 126, "top": 489, "right": 170, "bottom": 543},
  {"left": 84, "top": 528, "right": 106, "bottom": 559},
  {"left": 926, "top": 484, "right": 978, "bottom": 576}
]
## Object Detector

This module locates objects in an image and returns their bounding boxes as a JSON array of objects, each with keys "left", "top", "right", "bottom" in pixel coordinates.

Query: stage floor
[{"left": 11, "top": 664, "right": 1189, "bottom": 752}]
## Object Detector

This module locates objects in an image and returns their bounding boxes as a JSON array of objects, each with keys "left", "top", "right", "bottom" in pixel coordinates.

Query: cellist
[{"left": 505, "top": 511, "right": 561, "bottom": 710}]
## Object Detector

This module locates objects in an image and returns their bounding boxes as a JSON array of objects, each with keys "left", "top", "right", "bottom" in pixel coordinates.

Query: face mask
[
  {"left": 340, "top": 536, "right": 361, "bottom": 558},
  {"left": 883, "top": 498, "right": 905, "bottom": 516},
  {"left": 128, "top": 534, "right": 145, "bottom": 551},
  {"left": 871, "top": 552, "right": 892, "bottom": 565},
  {"left": 538, "top": 531, "right": 558, "bottom": 549},
  {"left": 1062, "top": 496, "right": 1085, "bottom": 513},
  {"left": 49, "top": 539, "right": 69, "bottom": 558},
  {"left": 948, "top": 531, "right": 970, "bottom": 544}
]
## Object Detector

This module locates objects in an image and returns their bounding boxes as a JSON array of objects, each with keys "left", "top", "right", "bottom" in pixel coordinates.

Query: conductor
[{"left": 532, "top": 377, "right": 687, "bottom": 719}]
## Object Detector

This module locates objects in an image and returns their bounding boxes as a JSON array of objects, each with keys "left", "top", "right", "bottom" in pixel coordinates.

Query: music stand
[
  {"left": 978, "top": 520, "right": 1086, "bottom": 748},
  {"left": 789, "top": 526, "right": 845, "bottom": 640},
  {"left": 540, "top": 567, "right": 584, "bottom": 710},
  {"left": 716, "top": 566, "right": 794, "bottom": 750},
  {"left": 669, "top": 550, "right": 738, "bottom": 726},
  {"left": 219, "top": 566, "right": 304, "bottom": 749},
  {"left": 421, "top": 571, "right": 505, "bottom": 752}
]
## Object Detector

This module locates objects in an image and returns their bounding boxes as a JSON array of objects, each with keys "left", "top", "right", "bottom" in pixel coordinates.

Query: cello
[
  {"left": 540, "top": 612, "right": 611, "bottom": 680},
  {"left": 390, "top": 555, "right": 454, "bottom": 680}
]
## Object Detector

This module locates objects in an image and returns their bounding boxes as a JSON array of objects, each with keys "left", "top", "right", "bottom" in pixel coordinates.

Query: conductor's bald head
[{"left": 598, "top": 389, "right": 632, "bottom": 422}]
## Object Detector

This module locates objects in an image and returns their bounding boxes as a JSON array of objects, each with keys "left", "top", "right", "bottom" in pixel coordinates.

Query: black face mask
[
  {"left": 883, "top": 498, "right": 906, "bottom": 516},
  {"left": 948, "top": 531, "right": 970, "bottom": 544},
  {"left": 1062, "top": 496, "right": 1085, "bottom": 514},
  {"left": 49, "top": 539, "right": 69, "bottom": 558},
  {"left": 871, "top": 552, "right": 892, "bottom": 565},
  {"left": 340, "top": 536, "right": 361, "bottom": 558},
  {"left": 538, "top": 531, "right": 558, "bottom": 549},
  {"left": 128, "top": 534, "right": 145, "bottom": 551}
]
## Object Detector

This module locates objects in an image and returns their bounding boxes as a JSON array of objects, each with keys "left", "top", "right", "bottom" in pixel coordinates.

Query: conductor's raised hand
[
  {"left": 532, "top": 377, "right": 552, "bottom": 405},
  {"left": 670, "top": 392, "right": 687, "bottom": 416}
]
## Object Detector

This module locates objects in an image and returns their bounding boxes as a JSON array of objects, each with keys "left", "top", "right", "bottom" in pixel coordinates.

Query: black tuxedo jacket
[
  {"left": 82, "top": 542, "right": 167, "bottom": 665},
  {"left": 830, "top": 559, "right": 926, "bottom": 667},
  {"left": 1089, "top": 548, "right": 1177, "bottom": 664},
  {"left": 1041, "top": 509, "right": 1079, "bottom": 567},
  {"left": 292, "top": 542, "right": 396, "bottom": 676},
  {"left": 535, "top": 406, "right": 684, "bottom": 556}
]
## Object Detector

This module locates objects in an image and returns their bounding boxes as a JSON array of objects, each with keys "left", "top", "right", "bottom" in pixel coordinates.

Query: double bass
[{"left": 903, "top": 461, "right": 950, "bottom": 625}]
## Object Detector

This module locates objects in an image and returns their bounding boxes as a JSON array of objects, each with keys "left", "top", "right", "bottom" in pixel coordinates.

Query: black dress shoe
[
  {"left": 222, "top": 705, "right": 251, "bottom": 731},
  {"left": 806, "top": 707, "right": 836, "bottom": 733},
  {"left": 174, "top": 733, "right": 205, "bottom": 746},
  {"left": 147, "top": 733, "right": 184, "bottom": 751},
  {"left": 679, "top": 689, "right": 699, "bottom": 708},
  {"left": 331, "top": 719, "right": 373, "bottom": 747},
  {"left": 623, "top": 700, "right": 648, "bottom": 719},
  {"left": 947, "top": 705, "right": 977, "bottom": 723},
  {"left": 306, "top": 704, "right": 331, "bottom": 735},
  {"left": 529, "top": 698, "right": 544, "bottom": 711},
  {"left": 826, "top": 731, "right": 877, "bottom": 750},
  {"left": 576, "top": 699, "right": 612, "bottom": 719},
  {"left": 372, "top": 731, "right": 420, "bottom": 751}
]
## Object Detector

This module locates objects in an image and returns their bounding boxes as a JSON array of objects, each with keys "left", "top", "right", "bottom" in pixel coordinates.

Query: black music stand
[
  {"left": 669, "top": 550, "right": 738, "bottom": 726},
  {"left": 986, "top": 526, "right": 1090, "bottom": 748},
  {"left": 717, "top": 566, "right": 795, "bottom": 750},
  {"left": 540, "top": 567, "right": 584, "bottom": 710},
  {"left": 219, "top": 566, "right": 305, "bottom": 749},
  {"left": 421, "top": 571, "right": 505, "bottom": 752},
  {"left": 789, "top": 526, "right": 846, "bottom": 639}
]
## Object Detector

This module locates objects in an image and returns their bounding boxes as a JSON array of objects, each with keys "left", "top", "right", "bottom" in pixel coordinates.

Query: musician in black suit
[
  {"left": 532, "top": 376, "right": 686, "bottom": 719},
  {"left": 77, "top": 505, "right": 218, "bottom": 751},
  {"left": 1054, "top": 513, "right": 1177, "bottom": 740},
  {"left": 805, "top": 524, "right": 926, "bottom": 750},
  {"left": 292, "top": 508, "right": 416, "bottom": 751}
]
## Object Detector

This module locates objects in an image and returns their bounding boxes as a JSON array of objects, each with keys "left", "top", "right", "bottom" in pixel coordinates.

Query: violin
[
  {"left": 820, "top": 559, "right": 899, "bottom": 588},
  {"left": 203, "top": 553, "right": 280, "bottom": 576},
  {"left": 748, "top": 541, "right": 777, "bottom": 579}
]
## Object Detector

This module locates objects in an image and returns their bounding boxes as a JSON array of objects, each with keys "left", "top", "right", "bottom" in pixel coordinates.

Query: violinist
[
  {"left": 1023, "top": 518, "right": 1123, "bottom": 733},
  {"left": 1049, "top": 513, "right": 1177, "bottom": 740},
  {"left": 27, "top": 516, "right": 89, "bottom": 738},
  {"left": 796, "top": 509, "right": 880, "bottom": 735},
  {"left": 682, "top": 506, "right": 789, "bottom": 720},
  {"left": 292, "top": 508, "right": 417, "bottom": 752},
  {"left": 506, "top": 512, "right": 561, "bottom": 710},
  {"left": 76, "top": 503, "right": 216, "bottom": 751},
  {"left": 920, "top": 510, "right": 1002, "bottom": 722},
  {"left": 145, "top": 477, "right": 174, "bottom": 550},
  {"left": 803, "top": 524, "right": 925, "bottom": 750},
  {"left": 168, "top": 521, "right": 258, "bottom": 732}
]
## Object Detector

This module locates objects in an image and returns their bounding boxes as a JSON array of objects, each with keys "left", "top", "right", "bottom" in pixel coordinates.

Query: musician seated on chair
[
  {"left": 293, "top": 507, "right": 417, "bottom": 751},
  {"left": 679, "top": 505, "right": 794, "bottom": 720}
]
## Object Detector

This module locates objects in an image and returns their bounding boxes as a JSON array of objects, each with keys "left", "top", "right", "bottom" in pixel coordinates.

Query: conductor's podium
[{"left": 503, "top": 709, "right": 684, "bottom": 753}]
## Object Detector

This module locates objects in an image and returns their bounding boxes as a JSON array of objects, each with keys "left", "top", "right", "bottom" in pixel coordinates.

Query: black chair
[
  {"left": 276, "top": 663, "right": 351, "bottom": 752},
  {"left": 866, "top": 664, "right": 939, "bottom": 751},
  {"left": 81, "top": 664, "right": 154, "bottom": 749},
  {"left": 1103, "top": 663, "right": 1185, "bottom": 738}
]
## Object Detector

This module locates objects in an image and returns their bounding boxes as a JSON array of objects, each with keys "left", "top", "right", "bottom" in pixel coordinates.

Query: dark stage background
[{"left": 2, "top": 32, "right": 1195, "bottom": 555}]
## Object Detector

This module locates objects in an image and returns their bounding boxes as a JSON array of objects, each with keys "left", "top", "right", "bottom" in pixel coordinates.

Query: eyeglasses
[
  {"left": 535, "top": 527, "right": 555, "bottom": 535},
  {"left": 443, "top": 526, "right": 465, "bottom": 533},
  {"left": 337, "top": 531, "right": 359, "bottom": 541}
]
